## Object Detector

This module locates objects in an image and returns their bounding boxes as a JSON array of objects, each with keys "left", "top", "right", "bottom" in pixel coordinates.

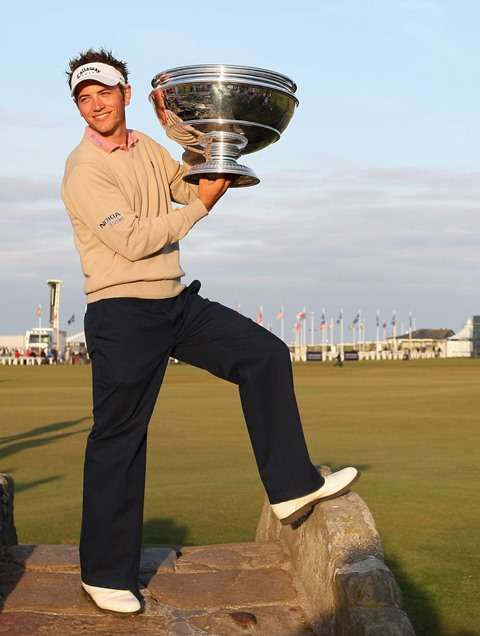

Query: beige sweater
[{"left": 61, "top": 130, "right": 208, "bottom": 303}]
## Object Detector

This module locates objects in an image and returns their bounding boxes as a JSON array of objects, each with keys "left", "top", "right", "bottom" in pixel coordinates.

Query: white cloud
[
  {"left": 180, "top": 165, "right": 480, "bottom": 330},
  {"left": 0, "top": 109, "right": 61, "bottom": 129},
  {"left": 1, "top": 165, "right": 479, "bottom": 334},
  {"left": 0, "top": 176, "right": 61, "bottom": 204}
]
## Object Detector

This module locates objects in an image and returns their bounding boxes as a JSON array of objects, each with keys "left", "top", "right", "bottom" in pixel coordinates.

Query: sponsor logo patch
[
  {"left": 99, "top": 211, "right": 123, "bottom": 229},
  {"left": 75, "top": 65, "right": 101, "bottom": 80}
]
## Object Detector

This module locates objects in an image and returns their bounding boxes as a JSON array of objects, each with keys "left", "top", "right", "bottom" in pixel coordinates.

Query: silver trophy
[{"left": 150, "top": 64, "right": 298, "bottom": 187}]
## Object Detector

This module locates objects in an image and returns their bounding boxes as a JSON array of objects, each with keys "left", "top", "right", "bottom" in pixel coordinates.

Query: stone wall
[
  {"left": 256, "top": 467, "right": 415, "bottom": 635},
  {"left": 0, "top": 474, "right": 17, "bottom": 547}
]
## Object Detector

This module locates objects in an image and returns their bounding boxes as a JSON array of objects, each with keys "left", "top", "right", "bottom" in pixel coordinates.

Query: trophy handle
[{"left": 150, "top": 90, "right": 259, "bottom": 187}]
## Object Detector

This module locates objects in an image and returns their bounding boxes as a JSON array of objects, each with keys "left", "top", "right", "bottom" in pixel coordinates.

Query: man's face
[{"left": 76, "top": 80, "right": 131, "bottom": 136}]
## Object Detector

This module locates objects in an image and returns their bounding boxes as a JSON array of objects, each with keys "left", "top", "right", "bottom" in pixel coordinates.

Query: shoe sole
[
  {"left": 81, "top": 587, "right": 143, "bottom": 616},
  {"left": 279, "top": 470, "right": 361, "bottom": 526}
]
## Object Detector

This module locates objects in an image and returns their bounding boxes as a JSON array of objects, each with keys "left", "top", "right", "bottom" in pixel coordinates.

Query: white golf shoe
[
  {"left": 81, "top": 581, "right": 141, "bottom": 614},
  {"left": 271, "top": 466, "right": 360, "bottom": 525}
]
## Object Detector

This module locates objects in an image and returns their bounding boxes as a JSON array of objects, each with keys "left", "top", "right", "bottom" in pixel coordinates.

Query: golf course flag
[
  {"left": 351, "top": 310, "right": 361, "bottom": 348},
  {"left": 320, "top": 308, "right": 327, "bottom": 353},
  {"left": 320, "top": 310, "right": 327, "bottom": 330},
  {"left": 376, "top": 310, "right": 380, "bottom": 352},
  {"left": 296, "top": 308, "right": 307, "bottom": 346},
  {"left": 35, "top": 304, "right": 42, "bottom": 339},
  {"left": 391, "top": 310, "right": 397, "bottom": 349},
  {"left": 336, "top": 309, "right": 344, "bottom": 357}
]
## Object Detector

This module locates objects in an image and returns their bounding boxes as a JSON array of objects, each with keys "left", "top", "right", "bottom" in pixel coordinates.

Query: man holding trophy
[{"left": 62, "top": 48, "right": 359, "bottom": 615}]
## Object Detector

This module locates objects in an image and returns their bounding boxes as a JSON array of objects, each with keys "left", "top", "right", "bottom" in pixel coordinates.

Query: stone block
[
  {"left": 324, "top": 494, "right": 384, "bottom": 567},
  {"left": 341, "top": 606, "right": 416, "bottom": 635},
  {"left": 0, "top": 475, "right": 17, "bottom": 547},
  {"left": 335, "top": 557, "right": 402, "bottom": 609},
  {"left": 0, "top": 572, "right": 95, "bottom": 615},
  {"left": 176, "top": 541, "right": 286, "bottom": 573},
  {"left": 2, "top": 545, "right": 79, "bottom": 572},
  {"left": 0, "top": 611, "right": 168, "bottom": 635},
  {"left": 191, "top": 605, "right": 316, "bottom": 635},
  {"left": 147, "top": 568, "right": 298, "bottom": 609}
]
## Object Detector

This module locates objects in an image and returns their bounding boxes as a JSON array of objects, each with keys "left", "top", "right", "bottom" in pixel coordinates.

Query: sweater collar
[{"left": 84, "top": 126, "right": 139, "bottom": 153}]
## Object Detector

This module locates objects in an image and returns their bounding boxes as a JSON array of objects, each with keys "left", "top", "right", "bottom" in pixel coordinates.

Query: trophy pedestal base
[{"left": 184, "top": 161, "right": 260, "bottom": 188}]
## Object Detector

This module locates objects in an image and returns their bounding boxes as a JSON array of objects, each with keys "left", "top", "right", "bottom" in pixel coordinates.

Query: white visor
[{"left": 70, "top": 62, "right": 127, "bottom": 96}]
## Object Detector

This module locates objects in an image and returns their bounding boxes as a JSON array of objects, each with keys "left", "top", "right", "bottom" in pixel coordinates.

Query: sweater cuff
[{"left": 184, "top": 197, "right": 209, "bottom": 224}]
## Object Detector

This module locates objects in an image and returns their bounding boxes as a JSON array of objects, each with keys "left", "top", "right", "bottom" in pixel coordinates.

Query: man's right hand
[{"left": 198, "top": 177, "right": 232, "bottom": 211}]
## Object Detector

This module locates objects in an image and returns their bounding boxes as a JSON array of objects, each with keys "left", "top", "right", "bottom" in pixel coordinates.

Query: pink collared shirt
[{"left": 85, "top": 126, "right": 139, "bottom": 153}]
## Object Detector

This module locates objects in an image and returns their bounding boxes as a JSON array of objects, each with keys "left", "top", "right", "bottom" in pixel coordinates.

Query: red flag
[
  {"left": 35, "top": 305, "right": 42, "bottom": 317},
  {"left": 296, "top": 310, "right": 306, "bottom": 321},
  {"left": 276, "top": 309, "right": 284, "bottom": 320},
  {"left": 294, "top": 322, "right": 301, "bottom": 332}
]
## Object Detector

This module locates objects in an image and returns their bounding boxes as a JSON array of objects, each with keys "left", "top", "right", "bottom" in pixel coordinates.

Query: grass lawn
[{"left": 0, "top": 359, "right": 478, "bottom": 635}]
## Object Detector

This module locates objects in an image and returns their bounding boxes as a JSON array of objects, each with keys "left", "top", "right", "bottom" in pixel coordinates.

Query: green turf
[{"left": 0, "top": 359, "right": 478, "bottom": 635}]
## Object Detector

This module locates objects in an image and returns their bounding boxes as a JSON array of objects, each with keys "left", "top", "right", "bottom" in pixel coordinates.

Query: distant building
[
  {"left": 66, "top": 331, "right": 87, "bottom": 352},
  {"left": 391, "top": 328, "right": 455, "bottom": 357},
  {"left": 0, "top": 335, "right": 24, "bottom": 349}
]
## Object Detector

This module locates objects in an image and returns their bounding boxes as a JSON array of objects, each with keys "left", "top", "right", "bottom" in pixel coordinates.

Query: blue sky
[{"left": 2, "top": 0, "right": 480, "bottom": 340}]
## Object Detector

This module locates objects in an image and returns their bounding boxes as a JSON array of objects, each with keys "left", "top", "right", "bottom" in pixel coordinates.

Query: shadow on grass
[
  {"left": 143, "top": 517, "right": 189, "bottom": 547},
  {"left": 1, "top": 467, "right": 16, "bottom": 475},
  {"left": 0, "top": 416, "right": 91, "bottom": 446},
  {"left": 385, "top": 552, "right": 440, "bottom": 635},
  {"left": 387, "top": 554, "right": 477, "bottom": 636},
  {"left": 0, "top": 421, "right": 91, "bottom": 463},
  {"left": 14, "top": 475, "right": 63, "bottom": 494}
]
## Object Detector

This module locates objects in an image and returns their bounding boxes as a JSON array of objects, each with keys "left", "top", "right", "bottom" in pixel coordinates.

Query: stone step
[
  {"left": 1, "top": 541, "right": 286, "bottom": 574},
  {"left": 0, "top": 542, "right": 314, "bottom": 635}
]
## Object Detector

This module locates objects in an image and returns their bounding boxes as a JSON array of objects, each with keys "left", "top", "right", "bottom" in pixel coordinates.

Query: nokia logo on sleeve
[{"left": 99, "top": 211, "right": 123, "bottom": 229}]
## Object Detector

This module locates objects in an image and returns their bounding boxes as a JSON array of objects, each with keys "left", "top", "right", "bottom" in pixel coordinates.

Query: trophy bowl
[{"left": 150, "top": 64, "right": 299, "bottom": 187}]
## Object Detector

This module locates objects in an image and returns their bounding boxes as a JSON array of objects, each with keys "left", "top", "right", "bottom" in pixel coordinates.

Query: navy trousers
[{"left": 81, "top": 280, "right": 323, "bottom": 589}]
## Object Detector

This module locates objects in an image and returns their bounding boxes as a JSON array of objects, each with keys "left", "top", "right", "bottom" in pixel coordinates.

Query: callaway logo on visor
[
  {"left": 74, "top": 66, "right": 102, "bottom": 80},
  {"left": 70, "top": 62, "right": 127, "bottom": 96}
]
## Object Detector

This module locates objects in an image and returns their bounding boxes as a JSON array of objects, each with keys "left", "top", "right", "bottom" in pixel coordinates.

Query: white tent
[{"left": 446, "top": 319, "right": 472, "bottom": 358}]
